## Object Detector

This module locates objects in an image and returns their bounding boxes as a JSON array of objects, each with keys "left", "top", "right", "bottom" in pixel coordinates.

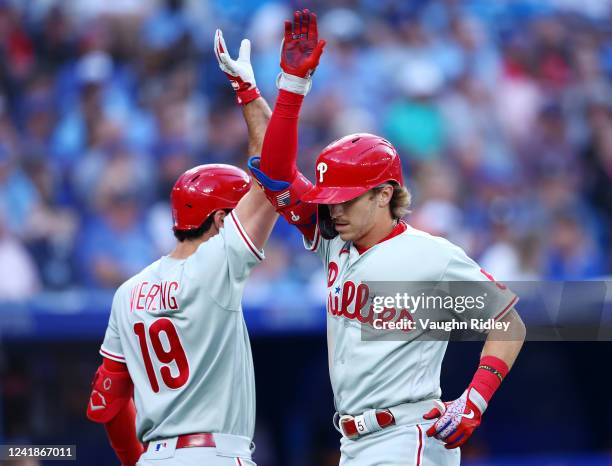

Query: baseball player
[
  {"left": 248, "top": 9, "right": 526, "bottom": 465},
  {"left": 86, "top": 30, "right": 277, "bottom": 466}
]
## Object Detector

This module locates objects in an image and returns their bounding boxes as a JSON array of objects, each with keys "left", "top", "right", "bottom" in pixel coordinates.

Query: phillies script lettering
[
  {"left": 130, "top": 281, "right": 179, "bottom": 312},
  {"left": 326, "top": 261, "right": 413, "bottom": 330}
]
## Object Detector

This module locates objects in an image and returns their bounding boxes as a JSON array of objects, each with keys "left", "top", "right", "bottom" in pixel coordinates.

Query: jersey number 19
[{"left": 134, "top": 318, "right": 190, "bottom": 393}]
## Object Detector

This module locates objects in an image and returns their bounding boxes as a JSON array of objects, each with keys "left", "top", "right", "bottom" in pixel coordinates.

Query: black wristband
[{"left": 478, "top": 364, "right": 505, "bottom": 383}]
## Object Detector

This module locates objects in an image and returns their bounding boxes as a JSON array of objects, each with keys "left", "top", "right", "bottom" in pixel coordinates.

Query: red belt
[
  {"left": 340, "top": 409, "right": 396, "bottom": 439},
  {"left": 145, "top": 433, "right": 216, "bottom": 450}
]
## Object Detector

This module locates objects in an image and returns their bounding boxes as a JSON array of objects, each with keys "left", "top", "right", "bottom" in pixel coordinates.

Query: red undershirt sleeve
[
  {"left": 102, "top": 358, "right": 144, "bottom": 466},
  {"left": 260, "top": 89, "right": 304, "bottom": 182},
  {"left": 260, "top": 89, "right": 317, "bottom": 241}
]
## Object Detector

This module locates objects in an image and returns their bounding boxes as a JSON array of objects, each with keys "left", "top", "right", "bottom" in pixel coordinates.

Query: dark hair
[{"left": 173, "top": 209, "right": 231, "bottom": 242}]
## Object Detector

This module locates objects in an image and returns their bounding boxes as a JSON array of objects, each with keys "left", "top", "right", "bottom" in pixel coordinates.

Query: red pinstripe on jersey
[
  {"left": 494, "top": 295, "right": 519, "bottom": 321},
  {"left": 415, "top": 424, "right": 423, "bottom": 466},
  {"left": 100, "top": 347, "right": 125, "bottom": 362},
  {"left": 305, "top": 224, "right": 321, "bottom": 252},
  {"left": 230, "top": 211, "right": 263, "bottom": 261}
]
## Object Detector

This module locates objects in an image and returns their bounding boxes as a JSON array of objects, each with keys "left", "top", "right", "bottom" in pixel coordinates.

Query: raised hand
[
  {"left": 214, "top": 29, "right": 260, "bottom": 105},
  {"left": 281, "top": 9, "right": 326, "bottom": 78},
  {"left": 276, "top": 9, "right": 326, "bottom": 95}
]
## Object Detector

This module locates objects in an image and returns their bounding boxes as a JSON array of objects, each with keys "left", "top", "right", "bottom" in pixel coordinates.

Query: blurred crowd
[{"left": 1, "top": 0, "right": 611, "bottom": 301}]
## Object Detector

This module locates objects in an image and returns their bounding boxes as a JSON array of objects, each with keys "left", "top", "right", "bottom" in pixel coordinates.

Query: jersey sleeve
[
  {"left": 440, "top": 246, "right": 519, "bottom": 329},
  {"left": 223, "top": 211, "right": 265, "bottom": 278},
  {"left": 189, "top": 211, "right": 264, "bottom": 311},
  {"left": 100, "top": 290, "right": 126, "bottom": 363},
  {"left": 303, "top": 224, "right": 330, "bottom": 263}
]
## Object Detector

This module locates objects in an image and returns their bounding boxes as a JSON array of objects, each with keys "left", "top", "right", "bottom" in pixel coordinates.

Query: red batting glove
[
  {"left": 277, "top": 9, "right": 326, "bottom": 95},
  {"left": 423, "top": 387, "right": 488, "bottom": 449},
  {"left": 281, "top": 9, "right": 326, "bottom": 77},
  {"left": 214, "top": 29, "right": 260, "bottom": 105}
]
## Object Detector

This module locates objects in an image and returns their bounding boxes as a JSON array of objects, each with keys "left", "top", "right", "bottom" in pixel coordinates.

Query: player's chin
[{"left": 334, "top": 223, "right": 353, "bottom": 240}]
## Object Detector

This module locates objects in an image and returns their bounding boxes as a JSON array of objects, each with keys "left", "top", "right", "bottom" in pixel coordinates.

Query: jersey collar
[{"left": 354, "top": 220, "right": 408, "bottom": 255}]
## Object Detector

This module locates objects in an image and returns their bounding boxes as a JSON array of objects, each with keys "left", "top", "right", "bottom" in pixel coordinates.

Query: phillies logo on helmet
[
  {"left": 301, "top": 133, "right": 404, "bottom": 206},
  {"left": 317, "top": 162, "right": 328, "bottom": 183}
]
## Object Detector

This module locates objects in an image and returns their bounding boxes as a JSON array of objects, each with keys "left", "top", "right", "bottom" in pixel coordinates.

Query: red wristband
[
  {"left": 469, "top": 355, "right": 509, "bottom": 404},
  {"left": 237, "top": 87, "right": 261, "bottom": 105}
]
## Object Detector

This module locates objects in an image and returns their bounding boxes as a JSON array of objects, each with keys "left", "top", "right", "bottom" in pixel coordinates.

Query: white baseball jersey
[
  {"left": 305, "top": 221, "right": 517, "bottom": 415},
  {"left": 99, "top": 212, "right": 264, "bottom": 442}
]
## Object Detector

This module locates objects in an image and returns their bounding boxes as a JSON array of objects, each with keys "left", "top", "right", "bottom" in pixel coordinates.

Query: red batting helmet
[
  {"left": 301, "top": 133, "right": 404, "bottom": 205},
  {"left": 171, "top": 164, "right": 251, "bottom": 231}
]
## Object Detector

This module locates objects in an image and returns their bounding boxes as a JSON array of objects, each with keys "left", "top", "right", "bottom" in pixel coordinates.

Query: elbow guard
[
  {"left": 86, "top": 364, "right": 133, "bottom": 424},
  {"left": 248, "top": 156, "right": 317, "bottom": 228}
]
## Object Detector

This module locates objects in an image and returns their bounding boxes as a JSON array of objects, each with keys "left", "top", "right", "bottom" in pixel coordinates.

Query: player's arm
[
  {"left": 481, "top": 308, "right": 526, "bottom": 368},
  {"left": 86, "top": 358, "right": 144, "bottom": 466},
  {"left": 246, "top": 9, "right": 326, "bottom": 242},
  {"left": 214, "top": 29, "right": 277, "bottom": 250},
  {"left": 233, "top": 95, "right": 277, "bottom": 251},
  {"left": 424, "top": 309, "right": 526, "bottom": 449}
]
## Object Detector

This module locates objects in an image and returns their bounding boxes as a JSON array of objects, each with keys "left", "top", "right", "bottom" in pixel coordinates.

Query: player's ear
[
  {"left": 213, "top": 210, "right": 227, "bottom": 230},
  {"left": 377, "top": 185, "right": 393, "bottom": 208}
]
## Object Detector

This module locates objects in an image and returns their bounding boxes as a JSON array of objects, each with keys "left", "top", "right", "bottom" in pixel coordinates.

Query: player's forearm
[
  {"left": 242, "top": 96, "right": 272, "bottom": 156},
  {"left": 259, "top": 90, "right": 305, "bottom": 181},
  {"left": 465, "top": 309, "right": 525, "bottom": 405},
  {"left": 423, "top": 310, "right": 526, "bottom": 449},
  {"left": 240, "top": 8, "right": 320, "bottom": 241},
  {"left": 87, "top": 359, "right": 144, "bottom": 466},
  {"left": 259, "top": 6, "right": 324, "bottom": 181},
  {"left": 104, "top": 399, "right": 144, "bottom": 466},
  {"left": 481, "top": 309, "right": 526, "bottom": 370},
  {"left": 247, "top": 90, "right": 317, "bottom": 240}
]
